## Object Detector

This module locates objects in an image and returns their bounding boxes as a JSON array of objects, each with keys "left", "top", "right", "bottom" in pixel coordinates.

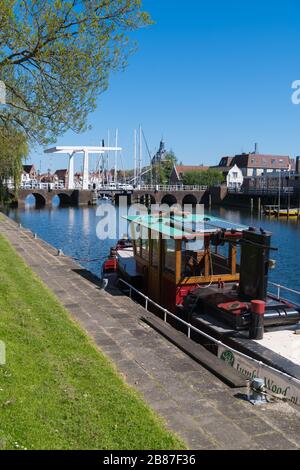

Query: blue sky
[{"left": 31, "top": 0, "right": 300, "bottom": 172}]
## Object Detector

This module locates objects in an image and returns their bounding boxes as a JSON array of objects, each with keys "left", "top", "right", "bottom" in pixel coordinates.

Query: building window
[
  {"left": 251, "top": 158, "right": 255, "bottom": 164},
  {"left": 233, "top": 172, "right": 238, "bottom": 178}
]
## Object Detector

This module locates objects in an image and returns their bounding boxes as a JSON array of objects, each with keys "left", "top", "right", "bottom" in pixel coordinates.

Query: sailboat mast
[
  {"left": 115, "top": 128, "right": 118, "bottom": 184},
  {"left": 139, "top": 125, "right": 142, "bottom": 185},
  {"left": 134, "top": 129, "right": 137, "bottom": 183},
  {"left": 106, "top": 129, "right": 110, "bottom": 184}
]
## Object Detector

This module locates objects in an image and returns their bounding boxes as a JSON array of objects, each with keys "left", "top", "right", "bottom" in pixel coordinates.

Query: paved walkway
[{"left": 1, "top": 215, "right": 300, "bottom": 450}]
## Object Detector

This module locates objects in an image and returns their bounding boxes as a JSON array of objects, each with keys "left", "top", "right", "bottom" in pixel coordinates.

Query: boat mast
[
  {"left": 278, "top": 170, "right": 281, "bottom": 212},
  {"left": 139, "top": 125, "right": 142, "bottom": 185},
  {"left": 114, "top": 128, "right": 118, "bottom": 184},
  {"left": 106, "top": 129, "right": 110, "bottom": 185},
  {"left": 134, "top": 129, "right": 137, "bottom": 184}
]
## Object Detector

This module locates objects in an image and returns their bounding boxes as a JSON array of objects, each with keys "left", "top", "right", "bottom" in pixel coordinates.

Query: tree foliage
[
  {"left": 152, "top": 151, "right": 177, "bottom": 185},
  {"left": 0, "top": 126, "right": 28, "bottom": 201},
  {"left": 0, "top": 0, "right": 151, "bottom": 144},
  {"left": 183, "top": 169, "right": 224, "bottom": 186}
]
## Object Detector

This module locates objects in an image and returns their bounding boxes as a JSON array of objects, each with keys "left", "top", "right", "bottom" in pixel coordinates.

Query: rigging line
[
  {"left": 141, "top": 128, "right": 153, "bottom": 184},
  {"left": 119, "top": 151, "right": 126, "bottom": 183}
]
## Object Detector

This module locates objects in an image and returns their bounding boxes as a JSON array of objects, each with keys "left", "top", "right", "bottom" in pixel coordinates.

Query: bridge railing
[
  {"left": 228, "top": 187, "right": 295, "bottom": 195},
  {"left": 18, "top": 182, "right": 66, "bottom": 190},
  {"left": 135, "top": 184, "right": 208, "bottom": 192}
]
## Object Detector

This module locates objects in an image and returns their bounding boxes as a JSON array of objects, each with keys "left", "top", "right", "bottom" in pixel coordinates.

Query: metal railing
[
  {"left": 135, "top": 184, "right": 208, "bottom": 192},
  {"left": 269, "top": 281, "right": 300, "bottom": 301},
  {"left": 228, "top": 187, "right": 295, "bottom": 195},
  {"left": 117, "top": 278, "right": 300, "bottom": 388}
]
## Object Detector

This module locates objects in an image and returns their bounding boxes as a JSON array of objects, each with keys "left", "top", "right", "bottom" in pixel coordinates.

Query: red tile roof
[
  {"left": 217, "top": 154, "right": 291, "bottom": 170},
  {"left": 232, "top": 154, "right": 290, "bottom": 169}
]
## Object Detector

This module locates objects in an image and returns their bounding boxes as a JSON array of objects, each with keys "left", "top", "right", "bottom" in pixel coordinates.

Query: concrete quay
[{"left": 0, "top": 214, "right": 300, "bottom": 450}]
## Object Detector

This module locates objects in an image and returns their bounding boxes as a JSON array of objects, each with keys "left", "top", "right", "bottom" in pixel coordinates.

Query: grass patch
[{"left": 0, "top": 234, "right": 185, "bottom": 450}]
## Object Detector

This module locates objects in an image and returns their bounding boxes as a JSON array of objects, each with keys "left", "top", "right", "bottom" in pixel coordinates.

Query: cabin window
[
  {"left": 181, "top": 240, "right": 205, "bottom": 277},
  {"left": 140, "top": 226, "right": 149, "bottom": 260},
  {"left": 163, "top": 239, "right": 176, "bottom": 273},
  {"left": 151, "top": 239, "right": 159, "bottom": 267}
]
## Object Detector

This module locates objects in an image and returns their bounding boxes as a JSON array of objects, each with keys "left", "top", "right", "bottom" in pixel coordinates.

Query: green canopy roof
[{"left": 124, "top": 213, "right": 248, "bottom": 239}]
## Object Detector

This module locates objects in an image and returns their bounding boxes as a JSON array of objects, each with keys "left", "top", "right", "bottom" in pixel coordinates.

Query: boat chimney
[{"left": 239, "top": 229, "right": 271, "bottom": 301}]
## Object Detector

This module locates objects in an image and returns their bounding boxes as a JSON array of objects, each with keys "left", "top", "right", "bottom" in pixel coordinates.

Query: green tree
[
  {"left": 0, "top": 126, "right": 28, "bottom": 201},
  {"left": 152, "top": 151, "right": 177, "bottom": 185},
  {"left": 183, "top": 169, "right": 224, "bottom": 186},
  {"left": 0, "top": 0, "right": 151, "bottom": 144}
]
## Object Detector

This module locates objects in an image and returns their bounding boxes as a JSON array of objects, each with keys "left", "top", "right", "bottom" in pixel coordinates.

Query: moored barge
[{"left": 104, "top": 211, "right": 300, "bottom": 404}]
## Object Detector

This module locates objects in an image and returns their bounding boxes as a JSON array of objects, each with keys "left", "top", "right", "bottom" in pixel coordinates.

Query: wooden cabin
[{"left": 124, "top": 213, "right": 248, "bottom": 312}]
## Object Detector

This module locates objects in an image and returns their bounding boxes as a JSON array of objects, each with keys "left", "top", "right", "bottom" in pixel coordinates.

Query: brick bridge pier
[
  {"left": 15, "top": 189, "right": 96, "bottom": 208},
  {"left": 128, "top": 189, "right": 210, "bottom": 207}
]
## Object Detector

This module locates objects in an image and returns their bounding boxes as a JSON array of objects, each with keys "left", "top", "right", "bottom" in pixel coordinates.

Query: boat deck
[
  {"left": 191, "top": 310, "right": 300, "bottom": 380},
  {"left": 255, "top": 326, "right": 300, "bottom": 365},
  {"left": 117, "top": 248, "right": 142, "bottom": 283}
]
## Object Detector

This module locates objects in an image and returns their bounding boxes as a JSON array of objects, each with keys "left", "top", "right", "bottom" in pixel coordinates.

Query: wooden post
[
  {"left": 258, "top": 197, "right": 261, "bottom": 215},
  {"left": 175, "top": 239, "right": 182, "bottom": 284},
  {"left": 250, "top": 198, "right": 254, "bottom": 213},
  {"left": 204, "top": 237, "right": 210, "bottom": 278},
  {"left": 229, "top": 243, "right": 237, "bottom": 275}
]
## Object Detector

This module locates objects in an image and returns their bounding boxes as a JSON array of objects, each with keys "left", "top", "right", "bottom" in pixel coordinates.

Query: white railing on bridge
[
  {"left": 135, "top": 184, "right": 208, "bottom": 192},
  {"left": 18, "top": 182, "right": 66, "bottom": 190}
]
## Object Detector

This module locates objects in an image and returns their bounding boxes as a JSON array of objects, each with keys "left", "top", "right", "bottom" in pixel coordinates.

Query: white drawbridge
[{"left": 44, "top": 145, "right": 122, "bottom": 190}]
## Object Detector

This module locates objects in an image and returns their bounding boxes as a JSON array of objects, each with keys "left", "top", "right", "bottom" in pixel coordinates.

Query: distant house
[
  {"left": 226, "top": 164, "right": 244, "bottom": 189},
  {"left": 232, "top": 154, "right": 291, "bottom": 177},
  {"left": 54, "top": 169, "right": 68, "bottom": 188},
  {"left": 215, "top": 153, "right": 291, "bottom": 178},
  {"left": 40, "top": 172, "right": 56, "bottom": 184},
  {"left": 22, "top": 164, "right": 37, "bottom": 184},
  {"left": 169, "top": 165, "right": 210, "bottom": 185}
]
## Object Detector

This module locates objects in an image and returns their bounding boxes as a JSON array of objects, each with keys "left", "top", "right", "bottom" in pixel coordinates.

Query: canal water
[{"left": 6, "top": 201, "right": 300, "bottom": 301}]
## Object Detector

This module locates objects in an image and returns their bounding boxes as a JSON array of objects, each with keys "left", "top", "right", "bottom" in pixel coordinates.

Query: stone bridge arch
[
  {"left": 31, "top": 192, "right": 47, "bottom": 207},
  {"left": 160, "top": 194, "right": 178, "bottom": 206},
  {"left": 182, "top": 194, "right": 198, "bottom": 207},
  {"left": 54, "top": 193, "right": 73, "bottom": 206},
  {"left": 139, "top": 193, "right": 157, "bottom": 208},
  {"left": 17, "top": 190, "right": 49, "bottom": 208}
]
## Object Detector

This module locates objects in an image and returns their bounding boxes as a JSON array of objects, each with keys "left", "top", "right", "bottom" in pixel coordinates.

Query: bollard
[
  {"left": 249, "top": 300, "right": 265, "bottom": 340},
  {"left": 57, "top": 249, "right": 64, "bottom": 257},
  {"left": 34, "top": 233, "right": 38, "bottom": 239},
  {"left": 249, "top": 377, "right": 266, "bottom": 404}
]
